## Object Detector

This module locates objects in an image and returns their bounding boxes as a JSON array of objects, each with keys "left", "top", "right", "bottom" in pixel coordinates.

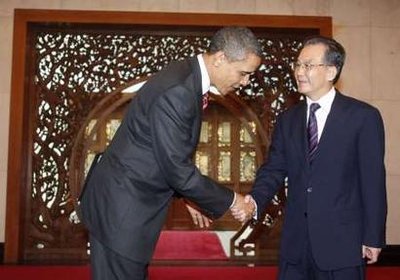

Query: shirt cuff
[
  {"left": 250, "top": 196, "right": 258, "bottom": 219},
  {"left": 229, "top": 192, "right": 237, "bottom": 209}
]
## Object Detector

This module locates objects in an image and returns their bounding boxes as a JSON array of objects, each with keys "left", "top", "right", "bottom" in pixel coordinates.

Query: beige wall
[{"left": 0, "top": 0, "right": 399, "bottom": 244}]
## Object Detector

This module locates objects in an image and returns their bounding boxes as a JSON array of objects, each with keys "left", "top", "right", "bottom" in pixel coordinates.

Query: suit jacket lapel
[
  {"left": 188, "top": 57, "right": 203, "bottom": 146},
  {"left": 292, "top": 101, "right": 309, "bottom": 164},
  {"left": 314, "top": 91, "right": 347, "bottom": 159}
]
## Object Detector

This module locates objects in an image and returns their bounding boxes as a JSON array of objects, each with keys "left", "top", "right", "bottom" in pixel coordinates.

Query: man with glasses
[{"left": 232, "top": 36, "right": 387, "bottom": 280}]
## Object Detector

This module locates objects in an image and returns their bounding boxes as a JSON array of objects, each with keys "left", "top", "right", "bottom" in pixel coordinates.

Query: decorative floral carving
[{"left": 28, "top": 26, "right": 303, "bottom": 261}]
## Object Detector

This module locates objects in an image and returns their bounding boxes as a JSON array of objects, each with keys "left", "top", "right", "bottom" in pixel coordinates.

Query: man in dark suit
[
  {"left": 232, "top": 36, "right": 387, "bottom": 279},
  {"left": 79, "top": 26, "right": 262, "bottom": 280}
]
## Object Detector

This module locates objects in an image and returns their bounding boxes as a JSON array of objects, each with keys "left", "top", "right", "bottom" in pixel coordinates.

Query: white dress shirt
[
  {"left": 197, "top": 54, "right": 210, "bottom": 95},
  {"left": 306, "top": 87, "right": 336, "bottom": 141}
]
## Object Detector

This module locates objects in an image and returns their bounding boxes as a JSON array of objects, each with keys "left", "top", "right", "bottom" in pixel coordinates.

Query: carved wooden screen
[{"left": 5, "top": 9, "right": 331, "bottom": 263}]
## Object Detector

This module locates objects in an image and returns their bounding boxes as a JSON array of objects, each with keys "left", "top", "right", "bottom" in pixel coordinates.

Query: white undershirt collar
[{"left": 197, "top": 54, "right": 210, "bottom": 95}]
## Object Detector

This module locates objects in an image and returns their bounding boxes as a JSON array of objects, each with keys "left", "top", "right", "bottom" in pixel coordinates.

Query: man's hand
[
  {"left": 362, "top": 245, "right": 382, "bottom": 264},
  {"left": 185, "top": 202, "right": 212, "bottom": 228},
  {"left": 230, "top": 194, "right": 256, "bottom": 223}
]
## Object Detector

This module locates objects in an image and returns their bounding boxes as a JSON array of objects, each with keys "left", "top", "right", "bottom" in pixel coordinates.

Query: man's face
[
  {"left": 294, "top": 43, "right": 336, "bottom": 100},
  {"left": 214, "top": 52, "right": 261, "bottom": 96}
]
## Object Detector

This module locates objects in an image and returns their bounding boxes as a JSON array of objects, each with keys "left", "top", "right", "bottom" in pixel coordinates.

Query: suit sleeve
[
  {"left": 149, "top": 85, "right": 234, "bottom": 219},
  {"left": 250, "top": 115, "right": 288, "bottom": 218},
  {"left": 358, "top": 107, "right": 387, "bottom": 248}
]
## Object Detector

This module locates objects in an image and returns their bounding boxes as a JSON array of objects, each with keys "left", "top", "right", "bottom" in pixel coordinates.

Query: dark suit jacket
[
  {"left": 80, "top": 57, "right": 234, "bottom": 263},
  {"left": 250, "top": 91, "right": 387, "bottom": 270}
]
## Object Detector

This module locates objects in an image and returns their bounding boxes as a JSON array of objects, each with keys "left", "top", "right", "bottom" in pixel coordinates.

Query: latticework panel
[{"left": 27, "top": 24, "right": 305, "bottom": 262}]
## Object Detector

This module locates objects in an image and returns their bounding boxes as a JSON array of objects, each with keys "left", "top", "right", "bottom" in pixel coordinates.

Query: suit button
[{"left": 306, "top": 187, "right": 313, "bottom": 193}]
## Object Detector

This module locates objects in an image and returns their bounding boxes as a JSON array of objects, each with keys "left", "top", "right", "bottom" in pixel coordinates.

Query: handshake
[
  {"left": 185, "top": 192, "right": 257, "bottom": 228},
  {"left": 230, "top": 193, "right": 257, "bottom": 223}
]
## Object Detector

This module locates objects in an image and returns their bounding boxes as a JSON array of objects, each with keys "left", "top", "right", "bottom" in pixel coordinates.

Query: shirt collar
[
  {"left": 306, "top": 87, "right": 336, "bottom": 112},
  {"left": 197, "top": 54, "right": 210, "bottom": 95}
]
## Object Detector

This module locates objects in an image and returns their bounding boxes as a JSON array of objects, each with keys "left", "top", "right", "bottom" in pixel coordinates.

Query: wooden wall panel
[{"left": 5, "top": 9, "right": 331, "bottom": 264}]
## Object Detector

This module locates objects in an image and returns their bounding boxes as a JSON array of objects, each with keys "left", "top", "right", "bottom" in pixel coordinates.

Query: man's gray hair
[{"left": 209, "top": 26, "right": 262, "bottom": 61}]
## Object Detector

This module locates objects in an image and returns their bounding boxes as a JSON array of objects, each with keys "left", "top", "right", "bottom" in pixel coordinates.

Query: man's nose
[{"left": 241, "top": 75, "right": 250, "bottom": 86}]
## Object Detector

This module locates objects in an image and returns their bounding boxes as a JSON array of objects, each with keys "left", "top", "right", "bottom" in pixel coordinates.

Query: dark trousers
[
  {"left": 89, "top": 235, "right": 148, "bottom": 280},
  {"left": 278, "top": 232, "right": 365, "bottom": 280}
]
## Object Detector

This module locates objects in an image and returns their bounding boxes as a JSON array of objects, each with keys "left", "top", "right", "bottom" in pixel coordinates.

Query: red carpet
[
  {"left": 0, "top": 266, "right": 399, "bottom": 279},
  {"left": 152, "top": 230, "right": 228, "bottom": 260}
]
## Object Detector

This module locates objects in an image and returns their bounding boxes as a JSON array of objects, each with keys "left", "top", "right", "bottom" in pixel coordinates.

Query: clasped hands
[
  {"left": 185, "top": 193, "right": 256, "bottom": 228},
  {"left": 230, "top": 193, "right": 256, "bottom": 224}
]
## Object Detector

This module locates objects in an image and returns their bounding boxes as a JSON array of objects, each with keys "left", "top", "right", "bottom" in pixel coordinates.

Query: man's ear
[
  {"left": 213, "top": 51, "right": 225, "bottom": 67},
  {"left": 327, "top": 66, "right": 337, "bottom": 82}
]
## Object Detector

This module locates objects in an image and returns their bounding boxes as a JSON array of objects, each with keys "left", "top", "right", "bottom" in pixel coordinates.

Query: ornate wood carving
[{"left": 5, "top": 9, "right": 331, "bottom": 263}]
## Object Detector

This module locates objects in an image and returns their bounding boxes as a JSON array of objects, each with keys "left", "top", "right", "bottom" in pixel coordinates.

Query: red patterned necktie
[
  {"left": 308, "top": 103, "right": 320, "bottom": 160},
  {"left": 202, "top": 92, "right": 209, "bottom": 110}
]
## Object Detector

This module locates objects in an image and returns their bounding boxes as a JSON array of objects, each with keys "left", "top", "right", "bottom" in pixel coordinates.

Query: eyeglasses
[{"left": 293, "top": 62, "right": 331, "bottom": 72}]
